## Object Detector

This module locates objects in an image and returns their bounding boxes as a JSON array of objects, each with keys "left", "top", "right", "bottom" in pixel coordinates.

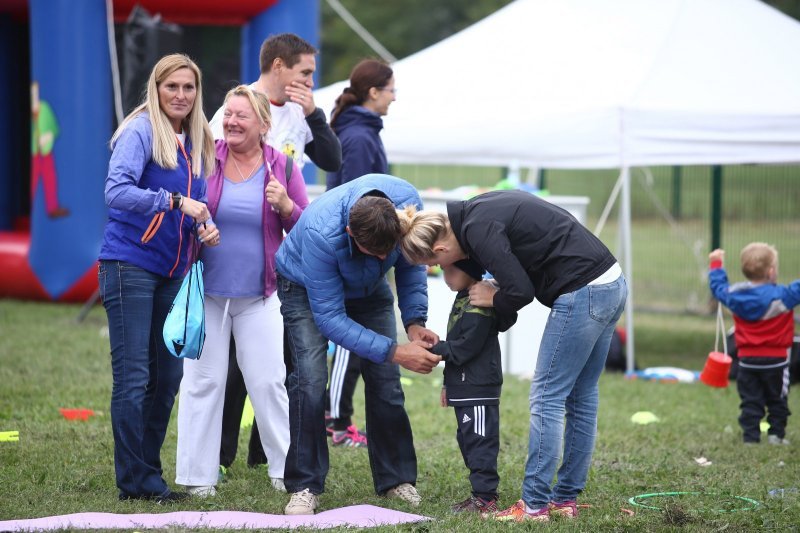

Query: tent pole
[{"left": 620, "top": 166, "right": 635, "bottom": 373}]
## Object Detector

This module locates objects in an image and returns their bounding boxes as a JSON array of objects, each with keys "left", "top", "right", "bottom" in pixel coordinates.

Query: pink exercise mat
[{"left": 0, "top": 505, "right": 431, "bottom": 531}]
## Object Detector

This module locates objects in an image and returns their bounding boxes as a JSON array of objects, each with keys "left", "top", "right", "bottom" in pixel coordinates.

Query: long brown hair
[{"left": 330, "top": 59, "right": 393, "bottom": 126}]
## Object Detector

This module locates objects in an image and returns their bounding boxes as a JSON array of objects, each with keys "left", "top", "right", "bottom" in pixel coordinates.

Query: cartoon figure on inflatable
[{"left": 0, "top": 0, "right": 317, "bottom": 304}]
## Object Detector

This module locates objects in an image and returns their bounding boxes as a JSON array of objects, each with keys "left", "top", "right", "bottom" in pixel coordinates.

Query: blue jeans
[
  {"left": 277, "top": 274, "right": 417, "bottom": 495},
  {"left": 521, "top": 275, "right": 627, "bottom": 508},
  {"left": 99, "top": 260, "right": 184, "bottom": 498}
]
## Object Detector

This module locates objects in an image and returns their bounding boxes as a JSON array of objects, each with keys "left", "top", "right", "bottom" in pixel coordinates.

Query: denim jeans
[
  {"left": 277, "top": 274, "right": 417, "bottom": 495},
  {"left": 99, "top": 260, "right": 184, "bottom": 498},
  {"left": 521, "top": 275, "right": 627, "bottom": 508}
]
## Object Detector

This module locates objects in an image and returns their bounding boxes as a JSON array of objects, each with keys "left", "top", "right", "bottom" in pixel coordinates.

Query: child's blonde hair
[{"left": 740, "top": 242, "right": 778, "bottom": 281}]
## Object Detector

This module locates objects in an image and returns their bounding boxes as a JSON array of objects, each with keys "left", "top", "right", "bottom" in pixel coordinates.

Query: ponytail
[
  {"left": 398, "top": 210, "right": 450, "bottom": 264},
  {"left": 330, "top": 59, "right": 393, "bottom": 127},
  {"left": 330, "top": 90, "right": 360, "bottom": 126}
]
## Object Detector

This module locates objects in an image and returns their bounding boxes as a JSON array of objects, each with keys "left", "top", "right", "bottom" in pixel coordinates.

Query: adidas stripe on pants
[{"left": 453, "top": 404, "right": 500, "bottom": 500}]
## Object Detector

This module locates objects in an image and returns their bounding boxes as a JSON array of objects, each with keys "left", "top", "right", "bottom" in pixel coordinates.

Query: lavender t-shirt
[{"left": 201, "top": 164, "right": 266, "bottom": 297}]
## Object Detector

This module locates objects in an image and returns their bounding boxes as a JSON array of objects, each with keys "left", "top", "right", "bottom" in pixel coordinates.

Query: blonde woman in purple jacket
[{"left": 176, "top": 85, "right": 309, "bottom": 496}]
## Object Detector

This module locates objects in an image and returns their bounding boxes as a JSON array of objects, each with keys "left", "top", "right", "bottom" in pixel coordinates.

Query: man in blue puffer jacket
[{"left": 275, "top": 174, "right": 441, "bottom": 515}]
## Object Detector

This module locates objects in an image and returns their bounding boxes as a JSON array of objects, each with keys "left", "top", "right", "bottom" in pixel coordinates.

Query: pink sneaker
[
  {"left": 331, "top": 425, "right": 368, "bottom": 448},
  {"left": 493, "top": 500, "right": 549, "bottom": 522},
  {"left": 549, "top": 500, "right": 578, "bottom": 517}
]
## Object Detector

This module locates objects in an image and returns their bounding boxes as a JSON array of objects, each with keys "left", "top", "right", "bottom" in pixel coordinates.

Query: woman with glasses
[
  {"left": 322, "top": 59, "right": 397, "bottom": 447},
  {"left": 325, "top": 59, "right": 395, "bottom": 190}
]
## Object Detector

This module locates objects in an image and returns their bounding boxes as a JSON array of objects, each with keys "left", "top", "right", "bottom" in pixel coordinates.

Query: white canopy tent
[{"left": 314, "top": 0, "right": 800, "bottom": 370}]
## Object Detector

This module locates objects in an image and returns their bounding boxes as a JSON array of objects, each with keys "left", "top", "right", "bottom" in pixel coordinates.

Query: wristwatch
[{"left": 171, "top": 192, "right": 183, "bottom": 210}]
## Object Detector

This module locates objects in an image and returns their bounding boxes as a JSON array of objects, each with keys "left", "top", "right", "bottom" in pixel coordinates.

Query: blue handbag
[{"left": 163, "top": 260, "right": 206, "bottom": 359}]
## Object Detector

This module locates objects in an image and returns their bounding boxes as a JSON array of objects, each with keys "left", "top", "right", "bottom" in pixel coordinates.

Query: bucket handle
[{"left": 714, "top": 302, "right": 728, "bottom": 355}]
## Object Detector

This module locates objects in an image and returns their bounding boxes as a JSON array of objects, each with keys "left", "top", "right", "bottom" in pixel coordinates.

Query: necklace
[{"left": 230, "top": 152, "right": 262, "bottom": 182}]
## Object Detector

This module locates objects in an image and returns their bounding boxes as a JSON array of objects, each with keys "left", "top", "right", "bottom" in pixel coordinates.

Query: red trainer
[
  {"left": 549, "top": 500, "right": 578, "bottom": 517},
  {"left": 493, "top": 500, "right": 549, "bottom": 522}
]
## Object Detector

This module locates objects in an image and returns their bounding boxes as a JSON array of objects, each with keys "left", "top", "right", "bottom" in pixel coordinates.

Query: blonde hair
[
  {"left": 111, "top": 54, "right": 214, "bottom": 177},
  {"left": 740, "top": 242, "right": 778, "bottom": 281},
  {"left": 397, "top": 208, "right": 451, "bottom": 263},
  {"left": 223, "top": 85, "right": 272, "bottom": 143}
]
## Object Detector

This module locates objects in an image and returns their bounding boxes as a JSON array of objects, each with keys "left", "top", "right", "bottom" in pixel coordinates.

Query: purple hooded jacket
[{"left": 205, "top": 139, "right": 309, "bottom": 297}]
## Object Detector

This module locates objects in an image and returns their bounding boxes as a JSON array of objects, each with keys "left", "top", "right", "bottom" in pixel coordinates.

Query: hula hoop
[{"left": 628, "top": 492, "right": 761, "bottom": 513}]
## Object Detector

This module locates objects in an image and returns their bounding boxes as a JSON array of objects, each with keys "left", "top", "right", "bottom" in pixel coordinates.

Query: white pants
[{"left": 176, "top": 294, "right": 289, "bottom": 486}]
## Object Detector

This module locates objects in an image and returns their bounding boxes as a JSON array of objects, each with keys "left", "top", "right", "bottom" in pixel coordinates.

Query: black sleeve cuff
[{"left": 403, "top": 319, "right": 426, "bottom": 333}]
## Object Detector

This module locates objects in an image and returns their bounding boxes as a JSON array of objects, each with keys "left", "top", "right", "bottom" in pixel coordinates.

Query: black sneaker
[
  {"left": 154, "top": 491, "right": 190, "bottom": 504},
  {"left": 119, "top": 492, "right": 147, "bottom": 502},
  {"left": 451, "top": 495, "right": 498, "bottom": 515}
]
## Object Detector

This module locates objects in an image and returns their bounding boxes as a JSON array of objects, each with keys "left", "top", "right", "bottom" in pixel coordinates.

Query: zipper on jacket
[
  {"left": 168, "top": 137, "right": 193, "bottom": 278},
  {"left": 141, "top": 212, "right": 165, "bottom": 243}
]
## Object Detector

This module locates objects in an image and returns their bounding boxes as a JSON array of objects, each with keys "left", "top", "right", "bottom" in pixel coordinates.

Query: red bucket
[{"left": 699, "top": 351, "right": 732, "bottom": 388}]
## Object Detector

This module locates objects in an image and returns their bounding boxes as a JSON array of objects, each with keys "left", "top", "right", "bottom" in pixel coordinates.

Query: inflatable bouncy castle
[{"left": 0, "top": 0, "right": 317, "bottom": 302}]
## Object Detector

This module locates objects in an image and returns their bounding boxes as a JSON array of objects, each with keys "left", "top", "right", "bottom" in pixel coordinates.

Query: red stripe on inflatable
[
  {"left": 0, "top": 232, "right": 98, "bottom": 303},
  {"left": 112, "top": 0, "right": 279, "bottom": 25}
]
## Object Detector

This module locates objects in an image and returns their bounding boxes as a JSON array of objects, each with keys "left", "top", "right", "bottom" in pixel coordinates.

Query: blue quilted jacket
[{"left": 275, "top": 174, "right": 428, "bottom": 363}]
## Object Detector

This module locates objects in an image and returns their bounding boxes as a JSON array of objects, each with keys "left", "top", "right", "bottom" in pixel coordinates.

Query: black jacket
[
  {"left": 304, "top": 107, "right": 342, "bottom": 172},
  {"left": 447, "top": 190, "right": 616, "bottom": 315},
  {"left": 431, "top": 291, "right": 516, "bottom": 406}
]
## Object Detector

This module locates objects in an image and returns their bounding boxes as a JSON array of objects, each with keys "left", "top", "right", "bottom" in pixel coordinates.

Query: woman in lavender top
[{"left": 176, "top": 85, "right": 309, "bottom": 496}]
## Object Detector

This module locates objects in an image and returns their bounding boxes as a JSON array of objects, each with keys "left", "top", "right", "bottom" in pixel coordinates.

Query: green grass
[{"left": 1, "top": 299, "right": 799, "bottom": 531}]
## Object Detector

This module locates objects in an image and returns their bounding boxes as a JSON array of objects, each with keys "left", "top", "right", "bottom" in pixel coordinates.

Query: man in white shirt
[{"left": 209, "top": 33, "right": 341, "bottom": 171}]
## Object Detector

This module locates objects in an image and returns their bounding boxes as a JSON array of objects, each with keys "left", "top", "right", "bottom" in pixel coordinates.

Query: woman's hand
[
  {"left": 197, "top": 223, "right": 220, "bottom": 247},
  {"left": 469, "top": 280, "right": 498, "bottom": 307},
  {"left": 265, "top": 176, "right": 294, "bottom": 218},
  {"left": 180, "top": 196, "right": 211, "bottom": 223}
]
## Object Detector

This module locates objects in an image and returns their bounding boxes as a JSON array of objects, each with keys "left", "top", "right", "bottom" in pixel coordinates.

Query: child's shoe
[
  {"left": 451, "top": 495, "right": 498, "bottom": 516},
  {"left": 331, "top": 425, "right": 368, "bottom": 447},
  {"left": 549, "top": 500, "right": 578, "bottom": 517},
  {"left": 493, "top": 500, "right": 549, "bottom": 522}
]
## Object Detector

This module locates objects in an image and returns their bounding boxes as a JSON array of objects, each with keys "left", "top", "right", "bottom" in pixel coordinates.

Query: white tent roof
[{"left": 314, "top": 0, "right": 800, "bottom": 168}]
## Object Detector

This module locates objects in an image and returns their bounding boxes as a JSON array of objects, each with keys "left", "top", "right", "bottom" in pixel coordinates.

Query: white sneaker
[
  {"left": 386, "top": 482, "right": 421, "bottom": 507},
  {"left": 285, "top": 488, "right": 319, "bottom": 515},
  {"left": 271, "top": 477, "right": 287, "bottom": 492},
  {"left": 186, "top": 485, "right": 216, "bottom": 497},
  {"left": 768, "top": 435, "right": 791, "bottom": 445}
]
